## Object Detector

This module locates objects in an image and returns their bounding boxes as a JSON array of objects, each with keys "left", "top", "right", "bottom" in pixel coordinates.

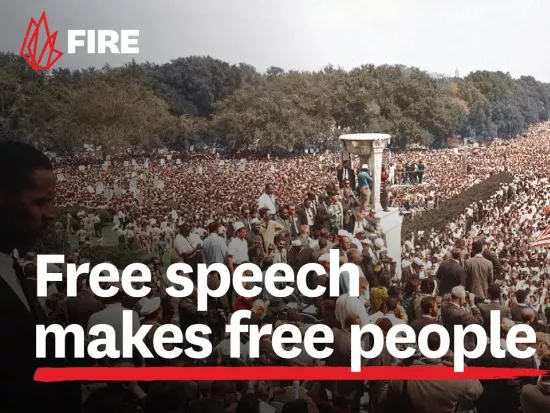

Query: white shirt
[
  {"left": 0, "top": 252, "right": 29, "bottom": 311},
  {"left": 228, "top": 237, "right": 249, "bottom": 264},
  {"left": 304, "top": 207, "right": 315, "bottom": 226},
  {"left": 274, "top": 249, "right": 287, "bottom": 264},
  {"left": 215, "top": 338, "right": 251, "bottom": 365},
  {"left": 202, "top": 233, "right": 229, "bottom": 266},
  {"left": 384, "top": 312, "right": 406, "bottom": 326},
  {"left": 87, "top": 303, "right": 140, "bottom": 353},
  {"left": 173, "top": 233, "right": 203, "bottom": 255},
  {"left": 335, "top": 293, "right": 371, "bottom": 328},
  {"left": 258, "top": 193, "right": 277, "bottom": 215}
]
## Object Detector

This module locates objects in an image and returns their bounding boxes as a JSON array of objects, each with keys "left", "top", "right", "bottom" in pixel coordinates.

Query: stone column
[{"left": 371, "top": 140, "right": 386, "bottom": 211}]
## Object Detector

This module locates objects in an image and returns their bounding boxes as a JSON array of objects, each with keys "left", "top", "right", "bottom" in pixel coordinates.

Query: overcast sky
[{"left": 2, "top": 0, "right": 549, "bottom": 81}]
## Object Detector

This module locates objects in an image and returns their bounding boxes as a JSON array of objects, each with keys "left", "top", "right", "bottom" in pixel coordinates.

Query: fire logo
[{"left": 20, "top": 11, "right": 63, "bottom": 70}]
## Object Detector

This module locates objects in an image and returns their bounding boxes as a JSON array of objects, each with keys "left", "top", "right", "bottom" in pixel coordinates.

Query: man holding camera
[{"left": 440, "top": 286, "right": 484, "bottom": 351}]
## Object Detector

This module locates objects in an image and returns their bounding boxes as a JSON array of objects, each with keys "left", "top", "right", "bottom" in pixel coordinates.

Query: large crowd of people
[{"left": 3, "top": 122, "right": 550, "bottom": 413}]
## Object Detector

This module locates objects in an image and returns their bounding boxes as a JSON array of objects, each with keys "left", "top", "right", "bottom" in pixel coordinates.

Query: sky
[{"left": 1, "top": 0, "right": 549, "bottom": 81}]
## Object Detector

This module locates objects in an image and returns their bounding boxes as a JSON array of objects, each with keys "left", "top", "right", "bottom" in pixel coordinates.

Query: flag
[{"left": 531, "top": 226, "right": 550, "bottom": 249}]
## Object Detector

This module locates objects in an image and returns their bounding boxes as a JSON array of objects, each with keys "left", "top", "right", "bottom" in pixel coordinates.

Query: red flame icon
[{"left": 20, "top": 11, "right": 63, "bottom": 70}]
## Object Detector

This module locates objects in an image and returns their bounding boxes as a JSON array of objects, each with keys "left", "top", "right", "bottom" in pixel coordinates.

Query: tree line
[{"left": 2, "top": 52, "right": 550, "bottom": 154}]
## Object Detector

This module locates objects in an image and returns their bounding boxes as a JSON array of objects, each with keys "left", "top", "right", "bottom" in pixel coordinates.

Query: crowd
[
  {"left": 3, "top": 123, "right": 550, "bottom": 413},
  {"left": 51, "top": 124, "right": 533, "bottom": 248}
]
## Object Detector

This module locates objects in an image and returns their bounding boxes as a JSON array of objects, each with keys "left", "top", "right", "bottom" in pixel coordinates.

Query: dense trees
[{"left": 2, "top": 52, "right": 550, "bottom": 153}]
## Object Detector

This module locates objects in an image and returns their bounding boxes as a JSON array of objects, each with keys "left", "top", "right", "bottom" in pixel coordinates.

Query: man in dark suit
[
  {"left": 436, "top": 248, "right": 466, "bottom": 296},
  {"left": 440, "top": 286, "right": 484, "bottom": 351},
  {"left": 315, "top": 195, "right": 332, "bottom": 230},
  {"left": 327, "top": 314, "right": 363, "bottom": 412},
  {"left": 337, "top": 159, "right": 356, "bottom": 190},
  {"left": 50, "top": 271, "right": 104, "bottom": 329},
  {"left": 465, "top": 239, "right": 493, "bottom": 299},
  {"left": 468, "top": 318, "right": 537, "bottom": 413},
  {"left": 296, "top": 198, "right": 316, "bottom": 230},
  {"left": 510, "top": 289, "right": 530, "bottom": 323},
  {"left": 0, "top": 141, "right": 82, "bottom": 412},
  {"left": 478, "top": 285, "right": 511, "bottom": 334},
  {"left": 481, "top": 237, "right": 502, "bottom": 279},
  {"left": 319, "top": 299, "right": 341, "bottom": 330},
  {"left": 410, "top": 295, "right": 439, "bottom": 336}
]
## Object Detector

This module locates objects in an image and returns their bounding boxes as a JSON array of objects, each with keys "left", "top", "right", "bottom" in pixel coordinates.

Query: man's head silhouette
[{"left": 0, "top": 141, "right": 55, "bottom": 252}]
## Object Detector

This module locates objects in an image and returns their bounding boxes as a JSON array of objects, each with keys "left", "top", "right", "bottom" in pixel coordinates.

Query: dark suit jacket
[
  {"left": 275, "top": 216, "right": 302, "bottom": 240},
  {"left": 468, "top": 343, "right": 537, "bottom": 413},
  {"left": 436, "top": 259, "right": 466, "bottom": 296},
  {"left": 478, "top": 301, "right": 511, "bottom": 334},
  {"left": 410, "top": 316, "right": 439, "bottom": 336},
  {"left": 337, "top": 167, "right": 356, "bottom": 190},
  {"left": 316, "top": 202, "right": 332, "bottom": 230},
  {"left": 0, "top": 261, "right": 81, "bottom": 413},
  {"left": 320, "top": 313, "right": 341, "bottom": 330},
  {"left": 440, "top": 301, "right": 483, "bottom": 350},
  {"left": 511, "top": 304, "right": 529, "bottom": 323},
  {"left": 51, "top": 288, "right": 104, "bottom": 329},
  {"left": 288, "top": 247, "right": 314, "bottom": 273},
  {"left": 483, "top": 249, "right": 502, "bottom": 278},
  {"left": 327, "top": 328, "right": 362, "bottom": 400},
  {"left": 296, "top": 205, "right": 315, "bottom": 228}
]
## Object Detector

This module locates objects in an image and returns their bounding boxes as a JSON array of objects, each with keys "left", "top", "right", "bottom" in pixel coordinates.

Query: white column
[
  {"left": 372, "top": 144, "right": 385, "bottom": 211},
  {"left": 377, "top": 209, "right": 403, "bottom": 280}
]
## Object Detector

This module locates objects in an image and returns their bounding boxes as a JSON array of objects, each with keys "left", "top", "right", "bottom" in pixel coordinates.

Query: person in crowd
[
  {"left": 0, "top": 141, "right": 82, "bottom": 413},
  {"left": 520, "top": 352, "right": 550, "bottom": 412},
  {"left": 380, "top": 333, "right": 483, "bottom": 413},
  {"left": 440, "top": 286, "right": 483, "bottom": 350},
  {"left": 337, "top": 159, "right": 356, "bottom": 190},
  {"left": 357, "top": 164, "right": 373, "bottom": 212},
  {"left": 436, "top": 248, "right": 466, "bottom": 296},
  {"left": 465, "top": 239, "right": 494, "bottom": 299},
  {"left": 14, "top": 123, "right": 550, "bottom": 413},
  {"left": 409, "top": 295, "right": 438, "bottom": 335},
  {"left": 478, "top": 284, "right": 511, "bottom": 334},
  {"left": 468, "top": 318, "right": 538, "bottom": 413}
]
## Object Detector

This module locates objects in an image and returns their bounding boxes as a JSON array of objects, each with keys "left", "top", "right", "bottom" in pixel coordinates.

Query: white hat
[
  {"left": 413, "top": 257, "right": 423, "bottom": 266},
  {"left": 139, "top": 297, "right": 161, "bottom": 317},
  {"left": 233, "top": 222, "right": 245, "bottom": 232},
  {"left": 360, "top": 238, "right": 372, "bottom": 245},
  {"left": 338, "top": 230, "right": 350, "bottom": 238},
  {"left": 361, "top": 164, "right": 369, "bottom": 170},
  {"left": 291, "top": 239, "right": 302, "bottom": 247},
  {"left": 374, "top": 238, "right": 385, "bottom": 248},
  {"left": 379, "top": 247, "right": 388, "bottom": 253},
  {"left": 318, "top": 253, "right": 331, "bottom": 262},
  {"left": 250, "top": 218, "right": 260, "bottom": 225}
]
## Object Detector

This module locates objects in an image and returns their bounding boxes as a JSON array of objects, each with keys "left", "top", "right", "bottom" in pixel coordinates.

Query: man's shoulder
[
  {"left": 411, "top": 317, "right": 437, "bottom": 327},
  {"left": 467, "top": 256, "right": 492, "bottom": 265}
]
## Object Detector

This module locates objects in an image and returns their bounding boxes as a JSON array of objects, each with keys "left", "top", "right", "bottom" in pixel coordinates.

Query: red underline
[{"left": 34, "top": 366, "right": 548, "bottom": 382}]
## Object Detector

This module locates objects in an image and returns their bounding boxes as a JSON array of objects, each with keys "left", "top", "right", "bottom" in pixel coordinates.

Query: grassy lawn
[{"left": 68, "top": 227, "right": 120, "bottom": 250}]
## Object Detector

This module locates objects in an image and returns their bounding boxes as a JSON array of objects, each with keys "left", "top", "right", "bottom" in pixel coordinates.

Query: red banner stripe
[{"left": 34, "top": 366, "right": 547, "bottom": 382}]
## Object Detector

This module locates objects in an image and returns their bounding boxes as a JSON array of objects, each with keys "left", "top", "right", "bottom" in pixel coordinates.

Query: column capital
[{"left": 372, "top": 138, "right": 389, "bottom": 151}]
